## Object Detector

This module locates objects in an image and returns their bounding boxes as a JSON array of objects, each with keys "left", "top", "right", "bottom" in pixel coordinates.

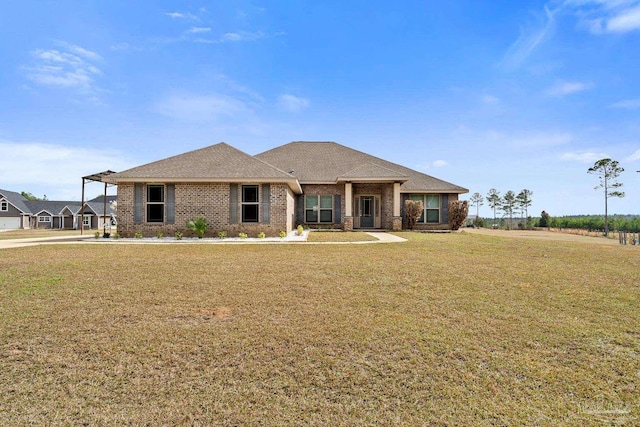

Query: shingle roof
[
  {"left": 83, "top": 202, "right": 117, "bottom": 216},
  {"left": 88, "top": 195, "right": 117, "bottom": 203},
  {"left": 256, "top": 142, "right": 468, "bottom": 193},
  {"left": 25, "top": 200, "right": 81, "bottom": 215},
  {"left": 105, "top": 142, "right": 296, "bottom": 182},
  {"left": 0, "top": 189, "right": 32, "bottom": 214},
  {"left": 338, "top": 163, "right": 409, "bottom": 181}
]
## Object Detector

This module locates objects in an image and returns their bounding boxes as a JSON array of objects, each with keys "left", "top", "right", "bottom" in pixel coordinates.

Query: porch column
[
  {"left": 392, "top": 182, "right": 402, "bottom": 231},
  {"left": 344, "top": 182, "right": 353, "bottom": 231}
]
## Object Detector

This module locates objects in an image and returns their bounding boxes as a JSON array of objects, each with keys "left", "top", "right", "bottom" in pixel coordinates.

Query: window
[
  {"left": 38, "top": 215, "right": 51, "bottom": 222},
  {"left": 83, "top": 216, "right": 91, "bottom": 226},
  {"left": 0, "top": 200, "right": 7, "bottom": 211},
  {"left": 242, "top": 185, "right": 259, "bottom": 222},
  {"left": 305, "top": 195, "right": 333, "bottom": 223},
  {"left": 410, "top": 194, "right": 440, "bottom": 223},
  {"left": 147, "top": 185, "right": 164, "bottom": 222},
  {"left": 425, "top": 195, "right": 440, "bottom": 223}
]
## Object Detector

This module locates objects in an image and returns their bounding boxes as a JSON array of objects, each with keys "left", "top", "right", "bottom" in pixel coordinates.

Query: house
[
  {"left": 0, "top": 189, "right": 116, "bottom": 230},
  {"left": 103, "top": 142, "right": 467, "bottom": 237},
  {"left": 0, "top": 189, "right": 32, "bottom": 229}
]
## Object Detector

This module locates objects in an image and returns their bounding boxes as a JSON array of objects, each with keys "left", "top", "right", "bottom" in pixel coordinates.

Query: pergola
[{"left": 80, "top": 170, "right": 116, "bottom": 236}]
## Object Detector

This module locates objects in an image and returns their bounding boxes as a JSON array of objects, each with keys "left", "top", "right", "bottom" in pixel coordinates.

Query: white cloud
[
  {"left": 221, "top": 31, "right": 265, "bottom": 42},
  {"left": 626, "top": 148, "right": 640, "bottom": 160},
  {"left": 608, "top": 98, "right": 640, "bottom": 108},
  {"left": 155, "top": 93, "right": 251, "bottom": 121},
  {"left": 0, "top": 140, "right": 132, "bottom": 200},
  {"left": 545, "top": 80, "right": 593, "bottom": 96},
  {"left": 164, "top": 12, "right": 198, "bottom": 20},
  {"left": 432, "top": 160, "right": 448, "bottom": 167},
  {"left": 607, "top": 4, "right": 640, "bottom": 30},
  {"left": 188, "top": 27, "right": 211, "bottom": 34},
  {"left": 500, "top": 5, "right": 557, "bottom": 70},
  {"left": 277, "top": 94, "right": 310, "bottom": 113},
  {"left": 25, "top": 44, "right": 103, "bottom": 96},
  {"left": 561, "top": 151, "right": 609, "bottom": 162},
  {"left": 564, "top": 0, "right": 640, "bottom": 33},
  {"left": 482, "top": 94, "right": 501, "bottom": 105}
]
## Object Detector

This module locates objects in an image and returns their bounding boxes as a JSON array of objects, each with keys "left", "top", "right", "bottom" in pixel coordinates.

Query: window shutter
[
  {"left": 296, "top": 194, "right": 304, "bottom": 225},
  {"left": 261, "top": 184, "right": 270, "bottom": 223},
  {"left": 229, "top": 184, "right": 238, "bottom": 224},
  {"left": 134, "top": 183, "right": 143, "bottom": 224},
  {"left": 334, "top": 194, "right": 341, "bottom": 223},
  {"left": 166, "top": 184, "right": 175, "bottom": 224},
  {"left": 441, "top": 194, "right": 449, "bottom": 224}
]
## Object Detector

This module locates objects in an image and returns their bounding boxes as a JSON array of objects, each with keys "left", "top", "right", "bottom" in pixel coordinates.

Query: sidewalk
[{"left": 0, "top": 231, "right": 407, "bottom": 249}]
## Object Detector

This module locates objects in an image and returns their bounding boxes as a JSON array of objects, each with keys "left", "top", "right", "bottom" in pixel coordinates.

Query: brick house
[{"left": 103, "top": 141, "right": 468, "bottom": 237}]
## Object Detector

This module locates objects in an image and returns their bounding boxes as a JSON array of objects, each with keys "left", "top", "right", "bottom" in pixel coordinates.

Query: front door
[{"left": 359, "top": 196, "right": 374, "bottom": 228}]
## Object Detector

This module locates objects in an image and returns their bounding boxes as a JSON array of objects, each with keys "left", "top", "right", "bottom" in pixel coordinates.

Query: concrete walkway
[
  {"left": 0, "top": 235, "right": 94, "bottom": 249},
  {"left": 0, "top": 231, "right": 407, "bottom": 249}
]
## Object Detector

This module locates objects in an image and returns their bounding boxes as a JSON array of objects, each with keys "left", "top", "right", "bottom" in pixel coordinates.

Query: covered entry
[{"left": 353, "top": 195, "right": 380, "bottom": 229}]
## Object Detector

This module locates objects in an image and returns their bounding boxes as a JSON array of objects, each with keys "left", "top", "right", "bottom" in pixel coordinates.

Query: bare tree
[
  {"left": 470, "top": 192, "right": 483, "bottom": 219},
  {"left": 588, "top": 158, "right": 624, "bottom": 236}
]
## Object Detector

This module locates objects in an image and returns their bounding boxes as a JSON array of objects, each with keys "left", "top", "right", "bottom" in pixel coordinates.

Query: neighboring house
[
  {"left": 0, "top": 189, "right": 32, "bottom": 229},
  {"left": 0, "top": 189, "right": 116, "bottom": 230},
  {"left": 103, "top": 141, "right": 468, "bottom": 237}
]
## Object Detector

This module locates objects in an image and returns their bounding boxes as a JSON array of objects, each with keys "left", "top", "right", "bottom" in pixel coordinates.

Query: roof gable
[
  {"left": 0, "top": 189, "right": 32, "bottom": 214},
  {"left": 105, "top": 142, "right": 296, "bottom": 182},
  {"left": 256, "top": 142, "right": 468, "bottom": 193}
]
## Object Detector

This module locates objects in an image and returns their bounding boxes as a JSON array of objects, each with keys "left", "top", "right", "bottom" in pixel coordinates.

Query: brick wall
[{"left": 116, "top": 182, "right": 291, "bottom": 237}]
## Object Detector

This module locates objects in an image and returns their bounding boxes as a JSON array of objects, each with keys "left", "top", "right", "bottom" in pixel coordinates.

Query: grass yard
[
  {"left": 1, "top": 232, "right": 638, "bottom": 425},
  {"left": 307, "top": 230, "right": 379, "bottom": 242}
]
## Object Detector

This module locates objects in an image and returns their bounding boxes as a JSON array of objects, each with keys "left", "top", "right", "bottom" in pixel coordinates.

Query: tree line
[{"left": 469, "top": 188, "right": 533, "bottom": 229}]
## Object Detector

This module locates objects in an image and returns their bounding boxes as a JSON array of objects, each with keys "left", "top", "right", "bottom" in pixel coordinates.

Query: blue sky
[{"left": 1, "top": 0, "right": 638, "bottom": 216}]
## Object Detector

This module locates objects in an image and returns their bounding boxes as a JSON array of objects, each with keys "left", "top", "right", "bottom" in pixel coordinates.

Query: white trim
[
  {"left": 38, "top": 215, "right": 52, "bottom": 223},
  {"left": 0, "top": 200, "right": 8, "bottom": 212}
]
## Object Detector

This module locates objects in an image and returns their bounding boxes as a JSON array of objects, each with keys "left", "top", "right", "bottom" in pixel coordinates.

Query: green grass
[{"left": 1, "top": 232, "right": 638, "bottom": 425}]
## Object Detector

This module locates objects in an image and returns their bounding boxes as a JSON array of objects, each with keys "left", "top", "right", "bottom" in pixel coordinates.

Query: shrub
[
  {"left": 448, "top": 200, "right": 469, "bottom": 230},
  {"left": 404, "top": 200, "right": 423, "bottom": 230},
  {"left": 239, "top": 232, "right": 248, "bottom": 239},
  {"left": 112, "top": 232, "right": 120, "bottom": 240},
  {"left": 175, "top": 231, "right": 183, "bottom": 240},
  {"left": 134, "top": 231, "right": 143, "bottom": 239},
  {"left": 94, "top": 231, "right": 100, "bottom": 239},
  {"left": 218, "top": 231, "right": 227, "bottom": 239},
  {"left": 297, "top": 225, "right": 304, "bottom": 236},
  {"left": 279, "top": 230, "right": 287, "bottom": 238},
  {"left": 156, "top": 231, "right": 164, "bottom": 239},
  {"left": 473, "top": 216, "right": 484, "bottom": 228},
  {"left": 187, "top": 216, "right": 208, "bottom": 238},
  {"left": 258, "top": 231, "right": 266, "bottom": 239}
]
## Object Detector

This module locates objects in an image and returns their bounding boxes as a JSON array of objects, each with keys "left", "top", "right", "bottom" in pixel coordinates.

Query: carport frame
[{"left": 80, "top": 170, "right": 116, "bottom": 236}]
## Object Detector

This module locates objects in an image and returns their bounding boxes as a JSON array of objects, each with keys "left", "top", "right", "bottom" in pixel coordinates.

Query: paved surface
[
  {"left": 0, "top": 231, "right": 407, "bottom": 249},
  {"left": 0, "top": 235, "right": 94, "bottom": 249}
]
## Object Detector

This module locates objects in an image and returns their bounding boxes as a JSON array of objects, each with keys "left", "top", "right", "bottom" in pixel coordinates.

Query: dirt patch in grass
[{"left": 1, "top": 233, "right": 638, "bottom": 425}]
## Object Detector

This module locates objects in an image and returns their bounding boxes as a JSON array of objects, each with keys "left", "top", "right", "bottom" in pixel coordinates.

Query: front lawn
[{"left": 1, "top": 232, "right": 638, "bottom": 425}]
